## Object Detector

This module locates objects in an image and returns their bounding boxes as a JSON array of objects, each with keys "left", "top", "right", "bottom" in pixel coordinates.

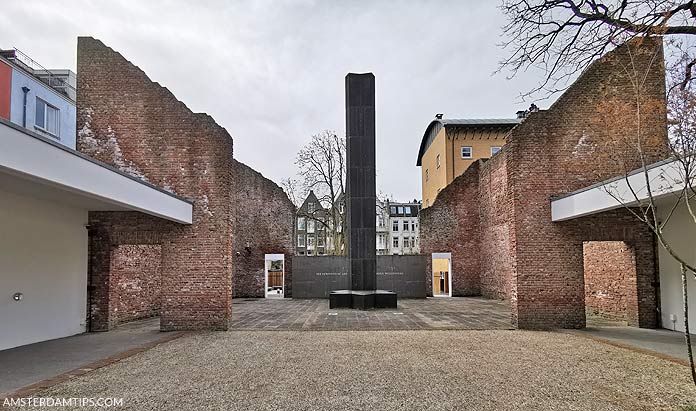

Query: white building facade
[{"left": 386, "top": 200, "right": 421, "bottom": 255}]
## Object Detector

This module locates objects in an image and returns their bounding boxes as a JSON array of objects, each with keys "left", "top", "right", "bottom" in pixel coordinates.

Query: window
[
  {"left": 317, "top": 236, "right": 324, "bottom": 247},
  {"left": 425, "top": 169, "right": 429, "bottom": 182},
  {"left": 317, "top": 218, "right": 324, "bottom": 230},
  {"left": 307, "top": 250, "right": 313, "bottom": 256},
  {"left": 392, "top": 220, "right": 399, "bottom": 232},
  {"left": 393, "top": 237, "right": 399, "bottom": 248},
  {"left": 308, "top": 202, "right": 315, "bottom": 213},
  {"left": 307, "top": 220, "right": 315, "bottom": 233},
  {"left": 390, "top": 206, "right": 396, "bottom": 214},
  {"left": 397, "top": 206, "right": 403, "bottom": 214},
  {"left": 411, "top": 221, "right": 416, "bottom": 231},
  {"left": 405, "top": 206, "right": 411, "bottom": 215},
  {"left": 436, "top": 154, "right": 441, "bottom": 169},
  {"left": 377, "top": 215, "right": 385, "bottom": 227},
  {"left": 339, "top": 202, "right": 345, "bottom": 214},
  {"left": 307, "top": 236, "right": 315, "bottom": 249},
  {"left": 461, "top": 146, "right": 472, "bottom": 159},
  {"left": 297, "top": 217, "right": 306, "bottom": 230},
  {"left": 377, "top": 234, "right": 386, "bottom": 249},
  {"left": 35, "top": 99, "right": 60, "bottom": 137},
  {"left": 403, "top": 237, "right": 410, "bottom": 248},
  {"left": 491, "top": 146, "right": 502, "bottom": 156},
  {"left": 403, "top": 221, "right": 409, "bottom": 231},
  {"left": 297, "top": 235, "right": 305, "bottom": 247},
  {"left": 411, "top": 237, "right": 416, "bottom": 248}
]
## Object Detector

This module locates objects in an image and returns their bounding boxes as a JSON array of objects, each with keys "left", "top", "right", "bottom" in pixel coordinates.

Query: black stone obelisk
[
  {"left": 346, "top": 73, "right": 377, "bottom": 293},
  {"left": 329, "top": 73, "right": 396, "bottom": 309}
]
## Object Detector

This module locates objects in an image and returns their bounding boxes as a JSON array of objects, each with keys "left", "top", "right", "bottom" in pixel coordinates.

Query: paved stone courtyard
[{"left": 229, "top": 297, "right": 513, "bottom": 330}]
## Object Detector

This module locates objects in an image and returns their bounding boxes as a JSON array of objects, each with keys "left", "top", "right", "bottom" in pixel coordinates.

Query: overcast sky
[{"left": 1, "top": 0, "right": 553, "bottom": 202}]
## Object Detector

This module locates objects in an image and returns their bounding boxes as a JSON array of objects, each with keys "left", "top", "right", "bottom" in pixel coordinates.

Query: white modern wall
[
  {"left": 0, "top": 188, "right": 88, "bottom": 351},
  {"left": 658, "top": 202, "right": 696, "bottom": 333}
]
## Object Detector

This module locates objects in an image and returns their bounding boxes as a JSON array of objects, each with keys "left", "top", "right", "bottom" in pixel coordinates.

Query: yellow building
[{"left": 416, "top": 116, "right": 520, "bottom": 208}]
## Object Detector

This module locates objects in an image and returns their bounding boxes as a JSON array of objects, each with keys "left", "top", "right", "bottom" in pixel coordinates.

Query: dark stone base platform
[{"left": 329, "top": 290, "right": 397, "bottom": 310}]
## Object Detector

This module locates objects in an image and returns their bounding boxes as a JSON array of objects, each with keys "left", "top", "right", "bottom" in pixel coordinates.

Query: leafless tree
[
  {"left": 499, "top": 1, "right": 696, "bottom": 385},
  {"left": 284, "top": 130, "right": 346, "bottom": 255},
  {"left": 280, "top": 177, "right": 301, "bottom": 207},
  {"left": 500, "top": 1, "right": 696, "bottom": 98}
]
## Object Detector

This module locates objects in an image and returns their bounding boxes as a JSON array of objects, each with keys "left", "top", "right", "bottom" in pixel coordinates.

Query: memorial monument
[{"left": 329, "top": 73, "right": 398, "bottom": 309}]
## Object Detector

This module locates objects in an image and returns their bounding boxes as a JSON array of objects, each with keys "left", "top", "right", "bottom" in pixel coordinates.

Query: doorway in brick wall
[
  {"left": 265, "top": 254, "right": 285, "bottom": 299},
  {"left": 582, "top": 241, "right": 635, "bottom": 326},
  {"left": 432, "top": 253, "right": 452, "bottom": 297}
]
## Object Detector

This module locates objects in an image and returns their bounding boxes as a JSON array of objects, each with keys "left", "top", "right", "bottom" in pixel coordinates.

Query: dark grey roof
[
  {"left": 439, "top": 118, "right": 521, "bottom": 126},
  {"left": 416, "top": 118, "right": 520, "bottom": 166}
]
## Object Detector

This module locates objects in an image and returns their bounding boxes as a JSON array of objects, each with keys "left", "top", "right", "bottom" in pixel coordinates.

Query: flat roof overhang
[
  {"left": 551, "top": 158, "right": 689, "bottom": 222},
  {"left": 0, "top": 119, "right": 193, "bottom": 224}
]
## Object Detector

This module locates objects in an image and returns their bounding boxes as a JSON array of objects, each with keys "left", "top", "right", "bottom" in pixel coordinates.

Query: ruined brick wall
[
  {"left": 478, "top": 151, "right": 515, "bottom": 300},
  {"left": 87, "top": 212, "right": 173, "bottom": 331},
  {"left": 506, "top": 38, "right": 666, "bottom": 329},
  {"left": 419, "top": 39, "right": 664, "bottom": 329},
  {"left": 420, "top": 161, "right": 482, "bottom": 296},
  {"left": 583, "top": 241, "right": 633, "bottom": 321},
  {"left": 78, "top": 37, "right": 234, "bottom": 330},
  {"left": 232, "top": 160, "right": 295, "bottom": 298},
  {"left": 110, "top": 244, "right": 162, "bottom": 325}
]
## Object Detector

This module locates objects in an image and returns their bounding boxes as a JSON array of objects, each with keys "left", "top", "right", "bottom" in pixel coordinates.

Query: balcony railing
[{"left": 0, "top": 48, "right": 76, "bottom": 98}]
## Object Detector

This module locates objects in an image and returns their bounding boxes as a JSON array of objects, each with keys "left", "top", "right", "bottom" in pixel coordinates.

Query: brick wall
[
  {"left": 583, "top": 241, "right": 633, "bottom": 321},
  {"left": 507, "top": 38, "right": 666, "bottom": 329},
  {"left": 232, "top": 160, "right": 295, "bottom": 298},
  {"left": 419, "top": 38, "right": 666, "bottom": 329},
  {"left": 478, "top": 150, "right": 515, "bottom": 300},
  {"left": 110, "top": 244, "right": 162, "bottom": 325},
  {"left": 78, "top": 37, "right": 234, "bottom": 331},
  {"left": 87, "top": 211, "right": 173, "bottom": 331},
  {"left": 420, "top": 161, "right": 482, "bottom": 296}
]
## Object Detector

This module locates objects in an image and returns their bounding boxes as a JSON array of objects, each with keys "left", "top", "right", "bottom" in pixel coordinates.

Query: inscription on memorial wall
[{"left": 293, "top": 256, "right": 426, "bottom": 298}]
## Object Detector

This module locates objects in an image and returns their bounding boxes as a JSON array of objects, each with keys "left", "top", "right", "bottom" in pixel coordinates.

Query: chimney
[
  {"left": 516, "top": 104, "right": 540, "bottom": 119},
  {"left": 435, "top": 113, "right": 443, "bottom": 120}
]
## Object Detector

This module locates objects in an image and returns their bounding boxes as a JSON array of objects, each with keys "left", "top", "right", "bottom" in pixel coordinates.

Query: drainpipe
[{"left": 21, "top": 86, "right": 30, "bottom": 127}]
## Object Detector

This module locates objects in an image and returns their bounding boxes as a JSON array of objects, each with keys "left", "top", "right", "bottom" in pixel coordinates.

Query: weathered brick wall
[
  {"left": 232, "top": 160, "right": 295, "bottom": 298},
  {"left": 87, "top": 211, "right": 173, "bottom": 331},
  {"left": 506, "top": 38, "right": 667, "bottom": 329},
  {"left": 78, "top": 37, "right": 234, "bottom": 331},
  {"left": 419, "top": 38, "right": 665, "bottom": 330},
  {"left": 420, "top": 161, "right": 482, "bottom": 296},
  {"left": 110, "top": 244, "right": 162, "bottom": 325},
  {"left": 583, "top": 241, "right": 633, "bottom": 321},
  {"left": 478, "top": 151, "right": 515, "bottom": 300}
]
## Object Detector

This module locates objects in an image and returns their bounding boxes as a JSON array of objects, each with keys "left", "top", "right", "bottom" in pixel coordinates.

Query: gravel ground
[{"left": 7, "top": 330, "right": 696, "bottom": 410}]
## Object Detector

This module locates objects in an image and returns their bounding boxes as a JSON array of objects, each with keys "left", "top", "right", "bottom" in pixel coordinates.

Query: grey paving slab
[
  {"left": 230, "top": 297, "right": 514, "bottom": 331},
  {"left": 574, "top": 325, "right": 696, "bottom": 362},
  {"left": 0, "top": 318, "right": 164, "bottom": 396}
]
